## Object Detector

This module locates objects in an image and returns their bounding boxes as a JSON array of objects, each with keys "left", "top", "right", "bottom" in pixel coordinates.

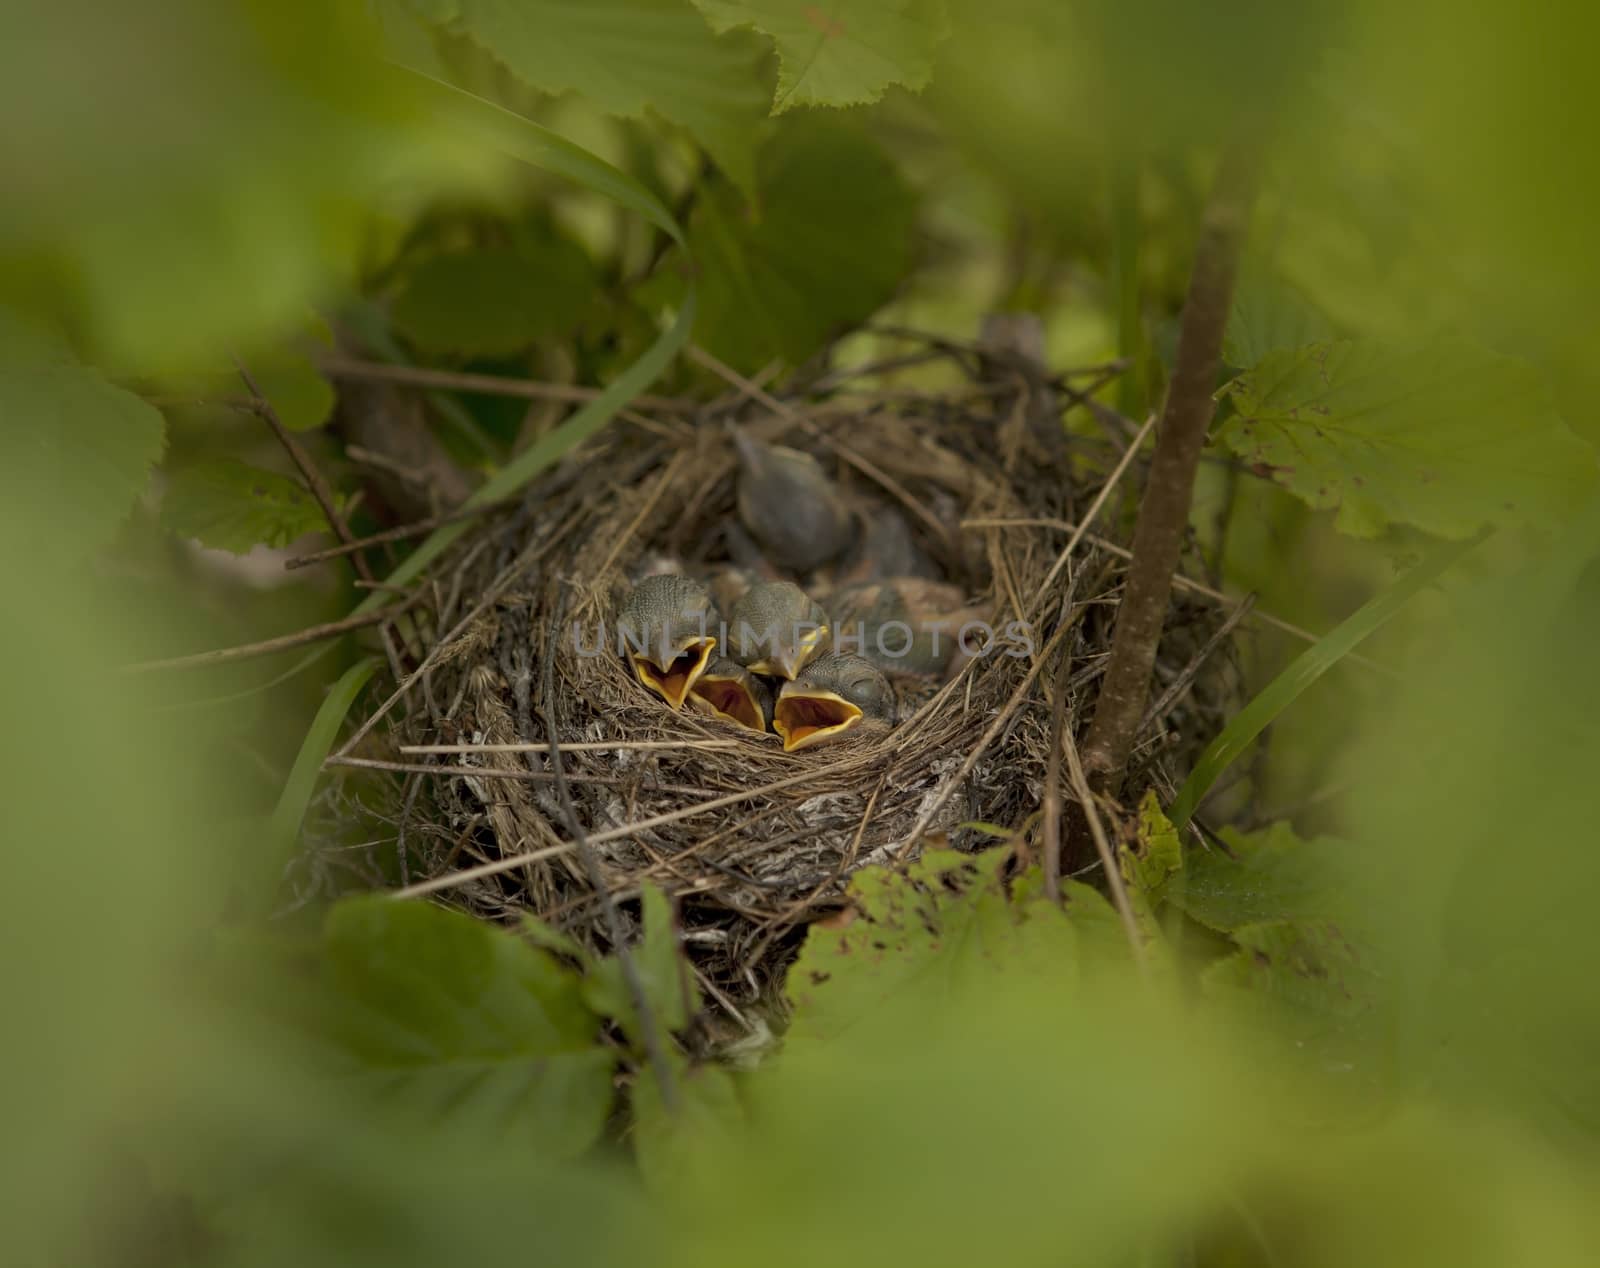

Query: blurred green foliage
[{"left": 5, "top": 0, "right": 1600, "bottom": 1263}]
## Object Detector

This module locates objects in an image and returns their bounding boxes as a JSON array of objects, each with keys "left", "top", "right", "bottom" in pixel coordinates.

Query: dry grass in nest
[{"left": 335, "top": 344, "right": 1246, "bottom": 1024}]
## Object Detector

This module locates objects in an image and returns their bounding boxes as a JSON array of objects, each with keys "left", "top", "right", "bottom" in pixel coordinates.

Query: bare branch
[{"left": 1083, "top": 145, "right": 1261, "bottom": 780}]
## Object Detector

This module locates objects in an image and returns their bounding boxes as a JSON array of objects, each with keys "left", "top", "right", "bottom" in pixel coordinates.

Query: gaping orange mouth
[
  {"left": 631, "top": 638, "right": 716, "bottom": 710},
  {"left": 772, "top": 690, "right": 863, "bottom": 751},
  {"left": 746, "top": 624, "right": 829, "bottom": 681},
  {"left": 689, "top": 675, "right": 766, "bottom": 732}
]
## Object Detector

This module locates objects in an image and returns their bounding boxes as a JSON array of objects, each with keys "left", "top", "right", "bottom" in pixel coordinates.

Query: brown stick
[
  {"left": 124, "top": 603, "right": 413, "bottom": 672},
  {"left": 285, "top": 498, "right": 508, "bottom": 570},
  {"left": 1082, "top": 145, "right": 1259, "bottom": 780},
  {"left": 236, "top": 361, "right": 365, "bottom": 572}
]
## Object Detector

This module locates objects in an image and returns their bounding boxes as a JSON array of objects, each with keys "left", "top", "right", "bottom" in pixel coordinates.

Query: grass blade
[
  {"left": 1168, "top": 531, "right": 1486, "bottom": 829},
  {"left": 270, "top": 655, "right": 381, "bottom": 851}
]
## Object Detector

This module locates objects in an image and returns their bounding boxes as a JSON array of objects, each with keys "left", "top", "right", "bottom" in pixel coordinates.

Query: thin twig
[
  {"left": 124, "top": 603, "right": 413, "bottom": 672},
  {"left": 319, "top": 356, "right": 695, "bottom": 414},
  {"left": 284, "top": 498, "right": 510, "bottom": 570},
  {"left": 237, "top": 360, "right": 363, "bottom": 566},
  {"left": 239, "top": 356, "right": 410, "bottom": 681},
  {"left": 1042, "top": 659, "right": 1069, "bottom": 903},
  {"left": 326, "top": 755, "right": 720, "bottom": 796},
  {"left": 1027, "top": 411, "right": 1158, "bottom": 614},
  {"left": 1136, "top": 594, "right": 1255, "bottom": 737},
  {"left": 401, "top": 740, "right": 740, "bottom": 754},
  {"left": 1059, "top": 697, "right": 1146, "bottom": 971}
]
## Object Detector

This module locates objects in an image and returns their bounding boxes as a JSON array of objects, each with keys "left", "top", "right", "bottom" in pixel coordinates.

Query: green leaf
[
  {"left": 1168, "top": 531, "right": 1481, "bottom": 830},
  {"left": 1169, "top": 822, "right": 1351, "bottom": 935},
  {"left": 305, "top": 896, "right": 614, "bottom": 1155},
  {"left": 160, "top": 460, "right": 329, "bottom": 554},
  {"left": 693, "top": 0, "right": 950, "bottom": 111},
  {"left": 785, "top": 850, "right": 1079, "bottom": 1041},
  {"left": 392, "top": 239, "right": 595, "bottom": 357},
  {"left": 663, "top": 114, "right": 917, "bottom": 372},
  {"left": 0, "top": 315, "right": 165, "bottom": 563},
  {"left": 1223, "top": 258, "right": 1335, "bottom": 368},
  {"left": 242, "top": 313, "right": 337, "bottom": 431},
  {"left": 583, "top": 884, "right": 696, "bottom": 1042},
  {"left": 632, "top": 1055, "right": 744, "bottom": 1194},
  {"left": 1119, "top": 790, "right": 1182, "bottom": 907},
  {"left": 432, "top": 0, "right": 770, "bottom": 194},
  {"left": 1218, "top": 338, "right": 1599, "bottom": 538},
  {"left": 1201, "top": 918, "right": 1378, "bottom": 1074}
]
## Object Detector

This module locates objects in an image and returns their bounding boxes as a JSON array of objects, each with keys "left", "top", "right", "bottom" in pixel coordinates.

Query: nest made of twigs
[{"left": 339, "top": 342, "right": 1244, "bottom": 1023}]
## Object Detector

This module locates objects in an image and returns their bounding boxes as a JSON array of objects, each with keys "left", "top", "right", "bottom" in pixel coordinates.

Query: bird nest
[{"left": 343, "top": 343, "right": 1244, "bottom": 1022}]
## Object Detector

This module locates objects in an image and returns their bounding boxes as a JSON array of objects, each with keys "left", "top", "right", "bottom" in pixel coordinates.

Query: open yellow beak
[
  {"left": 772, "top": 688, "right": 863, "bottom": 751},
  {"left": 688, "top": 675, "right": 768, "bottom": 733},
  {"left": 630, "top": 638, "right": 716, "bottom": 710},
  {"left": 747, "top": 624, "right": 829, "bottom": 681}
]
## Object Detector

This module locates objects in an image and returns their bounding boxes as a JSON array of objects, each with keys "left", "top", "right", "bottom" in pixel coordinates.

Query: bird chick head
[
  {"left": 729, "top": 580, "right": 830, "bottom": 681},
  {"left": 772, "top": 652, "right": 896, "bottom": 752},
  {"left": 730, "top": 428, "right": 854, "bottom": 573},
  {"left": 687, "top": 657, "right": 773, "bottom": 734},
  {"left": 617, "top": 574, "right": 719, "bottom": 710}
]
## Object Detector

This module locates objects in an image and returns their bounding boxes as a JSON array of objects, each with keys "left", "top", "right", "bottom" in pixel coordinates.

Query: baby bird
[
  {"left": 728, "top": 580, "right": 831, "bottom": 682},
  {"left": 829, "top": 503, "right": 940, "bottom": 587},
  {"left": 731, "top": 428, "right": 853, "bottom": 572},
  {"left": 827, "top": 578, "right": 989, "bottom": 678},
  {"left": 687, "top": 657, "right": 773, "bottom": 735},
  {"left": 772, "top": 652, "right": 897, "bottom": 752},
  {"left": 615, "top": 574, "right": 720, "bottom": 710}
]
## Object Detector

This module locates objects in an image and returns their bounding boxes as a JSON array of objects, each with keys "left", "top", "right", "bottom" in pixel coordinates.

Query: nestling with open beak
[
  {"left": 687, "top": 657, "right": 774, "bottom": 735},
  {"left": 731, "top": 427, "right": 854, "bottom": 572},
  {"left": 616, "top": 574, "right": 720, "bottom": 710},
  {"left": 728, "top": 580, "right": 831, "bottom": 681},
  {"left": 826, "top": 577, "right": 989, "bottom": 678},
  {"left": 772, "top": 652, "right": 897, "bottom": 752}
]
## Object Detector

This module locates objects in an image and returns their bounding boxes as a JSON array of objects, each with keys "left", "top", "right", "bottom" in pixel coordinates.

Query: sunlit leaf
[
  {"left": 306, "top": 896, "right": 614, "bottom": 1155},
  {"left": 693, "top": 0, "right": 950, "bottom": 111},
  {"left": 1218, "top": 338, "right": 1599, "bottom": 538},
  {"left": 1120, "top": 790, "right": 1182, "bottom": 906},
  {"left": 786, "top": 850, "right": 1079, "bottom": 1041},
  {"left": 0, "top": 315, "right": 164, "bottom": 563},
  {"left": 422, "top": 0, "right": 771, "bottom": 194},
  {"left": 656, "top": 114, "right": 916, "bottom": 372},
  {"left": 160, "top": 460, "right": 328, "bottom": 554},
  {"left": 392, "top": 237, "right": 596, "bottom": 356}
]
